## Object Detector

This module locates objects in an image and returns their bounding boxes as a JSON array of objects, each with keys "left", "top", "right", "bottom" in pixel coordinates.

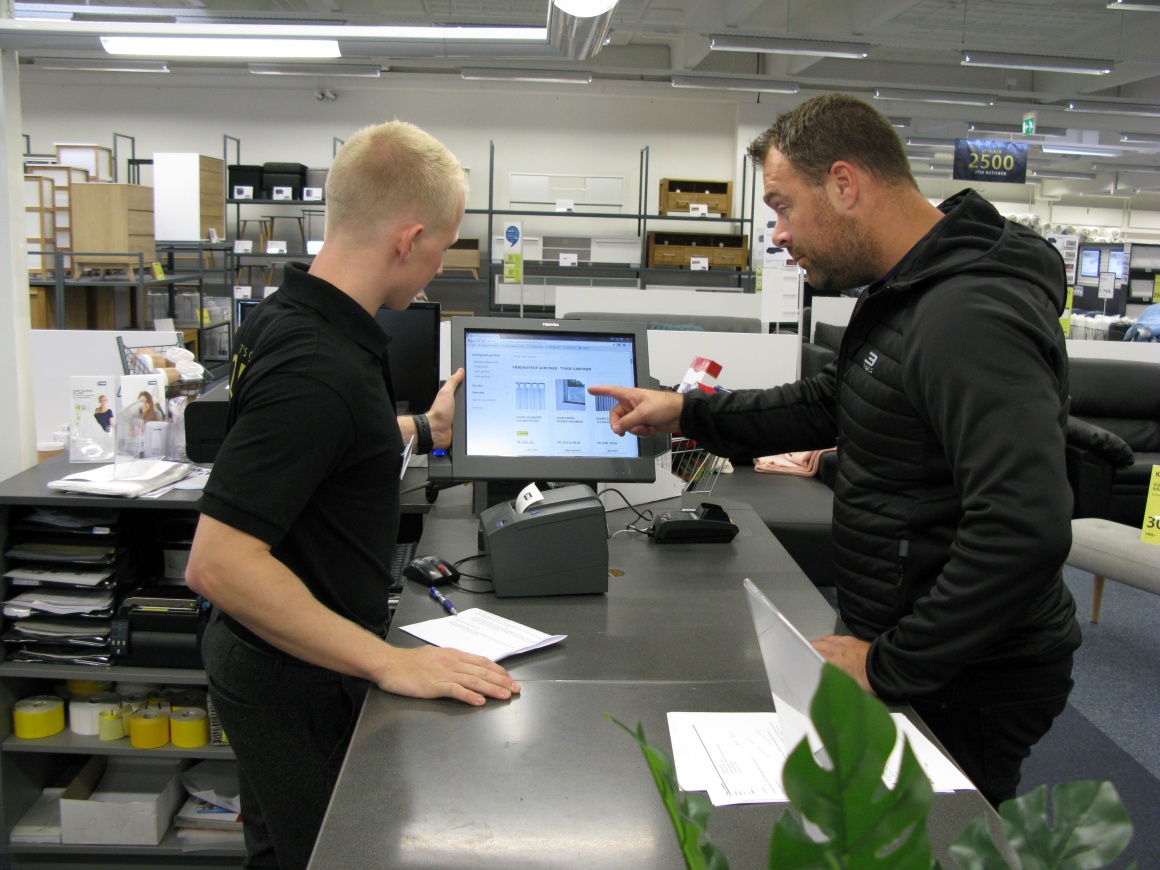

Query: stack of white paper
[
  {"left": 400, "top": 609, "right": 566, "bottom": 661},
  {"left": 3, "top": 588, "right": 116, "bottom": 619}
]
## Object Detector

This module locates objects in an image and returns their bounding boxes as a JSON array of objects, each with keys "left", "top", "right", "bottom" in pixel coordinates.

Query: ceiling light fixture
[
  {"left": 960, "top": 50, "right": 1112, "bottom": 75},
  {"left": 887, "top": 116, "right": 911, "bottom": 128},
  {"left": 967, "top": 121, "right": 1068, "bottom": 137},
  {"left": 461, "top": 67, "right": 592, "bottom": 84},
  {"left": 101, "top": 35, "right": 340, "bottom": 58},
  {"left": 1106, "top": 0, "right": 1160, "bottom": 10},
  {"left": 1066, "top": 99, "right": 1160, "bottom": 118},
  {"left": 547, "top": 0, "right": 618, "bottom": 60},
  {"left": 249, "top": 63, "right": 382, "bottom": 77},
  {"left": 33, "top": 57, "right": 169, "bottom": 72},
  {"left": 875, "top": 87, "right": 996, "bottom": 106},
  {"left": 1031, "top": 169, "right": 1098, "bottom": 180},
  {"left": 671, "top": 74, "right": 799, "bottom": 94},
  {"left": 1119, "top": 131, "right": 1160, "bottom": 144},
  {"left": 1040, "top": 145, "right": 1122, "bottom": 157},
  {"left": 905, "top": 137, "right": 957, "bottom": 149},
  {"left": 708, "top": 34, "right": 871, "bottom": 59},
  {"left": 1088, "top": 162, "right": 1160, "bottom": 173}
]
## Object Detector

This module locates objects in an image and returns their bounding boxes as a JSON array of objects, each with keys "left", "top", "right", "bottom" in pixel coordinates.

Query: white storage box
[{"left": 60, "top": 756, "right": 184, "bottom": 846}]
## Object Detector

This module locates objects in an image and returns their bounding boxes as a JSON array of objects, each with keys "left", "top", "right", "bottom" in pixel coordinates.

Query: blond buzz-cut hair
[{"left": 324, "top": 120, "right": 468, "bottom": 245}]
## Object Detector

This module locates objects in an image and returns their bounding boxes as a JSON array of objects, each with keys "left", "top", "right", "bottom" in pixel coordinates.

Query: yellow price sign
[
  {"left": 1152, "top": 275, "right": 1160, "bottom": 304},
  {"left": 1142, "top": 465, "right": 1160, "bottom": 544}
]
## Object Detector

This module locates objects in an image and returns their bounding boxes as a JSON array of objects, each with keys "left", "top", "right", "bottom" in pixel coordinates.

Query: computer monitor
[
  {"left": 1079, "top": 249, "right": 1101, "bottom": 280},
  {"left": 374, "top": 301, "right": 441, "bottom": 415},
  {"left": 1107, "top": 250, "right": 1127, "bottom": 282},
  {"left": 448, "top": 317, "right": 658, "bottom": 485},
  {"left": 236, "top": 298, "right": 262, "bottom": 324}
]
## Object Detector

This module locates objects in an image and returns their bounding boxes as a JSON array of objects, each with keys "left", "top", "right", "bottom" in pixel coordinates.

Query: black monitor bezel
[
  {"left": 449, "top": 316, "right": 657, "bottom": 484},
  {"left": 374, "top": 301, "right": 441, "bottom": 415},
  {"left": 1078, "top": 248, "right": 1102, "bottom": 280}
]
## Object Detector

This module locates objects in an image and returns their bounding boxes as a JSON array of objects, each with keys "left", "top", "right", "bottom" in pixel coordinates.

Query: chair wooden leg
[{"left": 1091, "top": 574, "right": 1106, "bottom": 623}]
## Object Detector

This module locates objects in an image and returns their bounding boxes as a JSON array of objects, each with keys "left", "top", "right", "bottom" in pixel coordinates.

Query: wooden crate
[
  {"left": 443, "top": 238, "right": 480, "bottom": 277},
  {"left": 646, "top": 231, "right": 748, "bottom": 270},
  {"left": 24, "top": 174, "right": 56, "bottom": 278},
  {"left": 658, "top": 178, "right": 732, "bottom": 216}
]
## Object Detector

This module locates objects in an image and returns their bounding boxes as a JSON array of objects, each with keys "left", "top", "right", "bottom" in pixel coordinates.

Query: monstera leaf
[
  {"left": 950, "top": 781, "right": 1135, "bottom": 870},
  {"left": 769, "top": 663, "right": 936, "bottom": 869},
  {"left": 607, "top": 715, "right": 728, "bottom": 870}
]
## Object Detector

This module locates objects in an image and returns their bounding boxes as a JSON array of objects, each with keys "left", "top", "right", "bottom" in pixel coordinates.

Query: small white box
[
  {"left": 303, "top": 187, "right": 323, "bottom": 201},
  {"left": 60, "top": 757, "right": 184, "bottom": 846},
  {"left": 690, "top": 256, "right": 710, "bottom": 271},
  {"left": 232, "top": 185, "right": 253, "bottom": 200},
  {"left": 267, "top": 240, "right": 288, "bottom": 255},
  {"left": 272, "top": 186, "right": 293, "bottom": 201}
]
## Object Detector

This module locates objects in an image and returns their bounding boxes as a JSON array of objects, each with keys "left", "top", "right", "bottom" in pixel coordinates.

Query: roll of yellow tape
[
  {"left": 67, "top": 679, "right": 113, "bottom": 696},
  {"left": 12, "top": 696, "right": 66, "bottom": 739},
  {"left": 128, "top": 709, "right": 170, "bottom": 749},
  {"left": 121, "top": 692, "right": 149, "bottom": 711},
  {"left": 98, "top": 707, "right": 127, "bottom": 741},
  {"left": 169, "top": 707, "right": 210, "bottom": 748}
]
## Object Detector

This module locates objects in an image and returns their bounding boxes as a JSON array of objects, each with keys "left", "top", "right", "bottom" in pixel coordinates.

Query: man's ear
[
  {"left": 395, "top": 222, "right": 424, "bottom": 263},
  {"left": 828, "top": 161, "right": 859, "bottom": 211}
]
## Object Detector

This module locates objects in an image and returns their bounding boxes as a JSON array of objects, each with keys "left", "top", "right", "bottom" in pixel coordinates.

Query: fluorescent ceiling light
[
  {"left": 906, "top": 137, "right": 957, "bottom": 149},
  {"left": 912, "top": 169, "right": 951, "bottom": 178},
  {"left": 1089, "top": 162, "right": 1160, "bottom": 173},
  {"left": 34, "top": 57, "right": 168, "bottom": 72},
  {"left": 960, "top": 50, "right": 1111, "bottom": 75},
  {"left": 708, "top": 34, "right": 871, "bottom": 59},
  {"left": 1120, "top": 131, "right": 1160, "bottom": 143},
  {"left": 875, "top": 87, "right": 996, "bottom": 106},
  {"left": 671, "top": 74, "right": 798, "bottom": 94},
  {"left": 249, "top": 63, "right": 381, "bottom": 77},
  {"left": 548, "top": 0, "right": 617, "bottom": 60},
  {"left": 1106, "top": 0, "right": 1160, "bottom": 9},
  {"left": 7, "top": 18, "right": 547, "bottom": 40},
  {"left": 887, "top": 116, "right": 911, "bottom": 128},
  {"left": 1031, "top": 169, "right": 1098, "bottom": 180},
  {"left": 102, "top": 36, "right": 340, "bottom": 58},
  {"left": 1041, "top": 145, "right": 1121, "bottom": 157},
  {"left": 462, "top": 67, "right": 591, "bottom": 84},
  {"left": 1066, "top": 99, "right": 1160, "bottom": 118},
  {"left": 967, "top": 121, "right": 1068, "bottom": 137}
]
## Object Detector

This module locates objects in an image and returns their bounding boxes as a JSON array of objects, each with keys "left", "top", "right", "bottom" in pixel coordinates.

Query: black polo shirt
[{"left": 199, "top": 263, "right": 403, "bottom": 637}]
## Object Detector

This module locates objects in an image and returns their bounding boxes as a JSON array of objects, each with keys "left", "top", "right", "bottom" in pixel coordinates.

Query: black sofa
[{"left": 1066, "top": 357, "right": 1160, "bottom": 527}]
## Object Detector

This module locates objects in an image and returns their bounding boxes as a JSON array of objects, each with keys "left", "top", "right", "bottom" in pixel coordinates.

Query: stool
[
  {"left": 238, "top": 217, "right": 273, "bottom": 252},
  {"left": 1067, "top": 518, "right": 1160, "bottom": 622},
  {"left": 236, "top": 263, "right": 273, "bottom": 287},
  {"left": 266, "top": 214, "right": 307, "bottom": 251},
  {"left": 302, "top": 208, "right": 326, "bottom": 243}
]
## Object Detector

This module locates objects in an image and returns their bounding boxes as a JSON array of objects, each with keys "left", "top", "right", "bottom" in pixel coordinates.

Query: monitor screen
[
  {"left": 1079, "top": 249, "right": 1101, "bottom": 279},
  {"left": 1107, "top": 250, "right": 1127, "bottom": 281},
  {"left": 448, "top": 317, "right": 657, "bottom": 484},
  {"left": 236, "top": 298, "right": 262, "bottom": 324},
  {"left": 374, "top": 302, "right": 441, "bottom": 415}
]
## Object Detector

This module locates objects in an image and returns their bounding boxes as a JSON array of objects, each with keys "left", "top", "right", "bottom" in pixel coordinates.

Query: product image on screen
[
  {"left": 1107, "top": 250, "right": 1127, "bottom": 282},
  {"left": 465, "top": 331, "right": 636, "bottom": 458},
  {"left": 1079, "top": 249, "right": 1101, "bottom": 280}
]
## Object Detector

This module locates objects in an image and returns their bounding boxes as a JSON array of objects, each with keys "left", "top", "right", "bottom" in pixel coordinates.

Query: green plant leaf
[
  {"left": 949, "top": 781, "right": 1134, "bottom": 870},
  {"left": 607, "top": 714, "right": 726, "bottom": 870},
  {"left": 769, "top": 664, "right": 935, "bottom": 869}
]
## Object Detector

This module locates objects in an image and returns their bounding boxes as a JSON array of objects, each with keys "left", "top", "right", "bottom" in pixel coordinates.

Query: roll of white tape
[
  {"left": 165, "top": 346, "right": 196, "bottom": 364},
  {"left": 69, "top": 693, "right": 122, "bottom": 736}
]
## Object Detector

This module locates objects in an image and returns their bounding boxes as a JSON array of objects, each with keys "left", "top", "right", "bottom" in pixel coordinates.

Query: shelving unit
[
  {"left": 23, "top": 175, "right": 55, "bottom": 283},
  {"left": 154, "top": 241, "right": 234, "bottom": 363},
  {"left": 0, "top": 456, "right": 242, "bottom": 868}
]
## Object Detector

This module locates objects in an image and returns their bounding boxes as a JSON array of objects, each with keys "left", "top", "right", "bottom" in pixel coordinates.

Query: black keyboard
[{"left": 388, "top": 540, "right": 419, "bottom": 592}]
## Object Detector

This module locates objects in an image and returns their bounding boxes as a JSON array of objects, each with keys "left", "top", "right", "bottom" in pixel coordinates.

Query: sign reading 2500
[{"left": 952, "top": 139, "right": 1028, "bottom": 184}]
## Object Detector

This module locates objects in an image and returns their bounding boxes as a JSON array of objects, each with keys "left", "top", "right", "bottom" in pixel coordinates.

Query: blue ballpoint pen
[{"left": 428, "top": 586, "right": 458, "bottom": 616}]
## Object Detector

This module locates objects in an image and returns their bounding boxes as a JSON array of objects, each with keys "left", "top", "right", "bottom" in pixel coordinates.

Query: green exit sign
[{"left": 1022, "top": 112, "right": 1037, "bottom": 135}]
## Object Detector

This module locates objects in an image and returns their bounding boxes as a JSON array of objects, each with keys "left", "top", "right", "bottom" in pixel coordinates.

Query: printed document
[
  {"left": 667, "top": 710, "right": 975, "bottom": 807},
  {"left": 400, "top": 609, "right": 565, "bottom": 661}
]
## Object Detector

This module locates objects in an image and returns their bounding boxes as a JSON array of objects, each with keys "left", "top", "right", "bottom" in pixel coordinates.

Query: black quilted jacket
[{"left": 682, "top": 189, "right": 1082, "bottom": 698}]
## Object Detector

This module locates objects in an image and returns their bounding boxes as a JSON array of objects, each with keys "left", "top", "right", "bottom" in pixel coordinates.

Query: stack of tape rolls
[
  {"left": 121, "top": 692, "right": 150, "bottom": 711},
  {"left": 170, "top": 707, "right": 210, "bottom": 748},
  {"left": 129, "top": 708, "right": 170, "bottom": 749},
  {"left": 115, "top": 681, "right": 160, "bottom": 696},
  {"left": 69, "top": 693, "right": 123, "bottom": 736},
  {"left": 98, "top": 705, "right": 133, "bottom": 741},
  {"left": 12, "top": 696, "right": 66, "bottom": 739},
  {"left": 169, "top": 689, "right": 207, "bottom": 711}
]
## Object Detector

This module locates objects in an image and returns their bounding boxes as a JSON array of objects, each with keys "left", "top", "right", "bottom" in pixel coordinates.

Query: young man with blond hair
[{"left": 187, "top": 121, "right": 519, "bottom": 869}]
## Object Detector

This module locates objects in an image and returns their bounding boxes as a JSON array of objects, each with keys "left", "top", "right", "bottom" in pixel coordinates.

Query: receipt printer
[{"left": 479, "top": 484, "right": 608, "bottom": 598}]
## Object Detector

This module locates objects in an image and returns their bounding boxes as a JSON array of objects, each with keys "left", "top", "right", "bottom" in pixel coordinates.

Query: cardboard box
[{"left": 60, "top": 756, "right": 184, "bottom": 845}]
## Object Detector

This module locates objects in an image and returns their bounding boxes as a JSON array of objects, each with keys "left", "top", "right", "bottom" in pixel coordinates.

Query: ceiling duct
[{"left": 547, "top": 0, "right": 617, "bottom": 60}]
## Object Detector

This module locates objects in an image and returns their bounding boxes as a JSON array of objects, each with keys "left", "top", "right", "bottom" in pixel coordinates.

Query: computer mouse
[{"left": 402, "top": 555, "right": 461, "bottom": 587}]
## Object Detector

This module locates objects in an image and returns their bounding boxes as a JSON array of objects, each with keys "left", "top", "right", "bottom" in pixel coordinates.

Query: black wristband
[{"left": 412, "top": 413, "right": 434, "bottom": 455}]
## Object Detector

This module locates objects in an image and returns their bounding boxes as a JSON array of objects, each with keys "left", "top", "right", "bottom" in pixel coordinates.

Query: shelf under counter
[
  {"left": 0, "top": 662, "right": 209, "bottom": 685},
  {"left": 3, "top": 731, "right": 232, "bottom": 760},
  {"left": 7, "top": 824, "right": 245, "bottom": 858}
]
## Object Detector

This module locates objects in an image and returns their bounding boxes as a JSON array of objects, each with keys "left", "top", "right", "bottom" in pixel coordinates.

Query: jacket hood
[{"left": 888, "top": 189, "right": 1067, "bottom": 314}]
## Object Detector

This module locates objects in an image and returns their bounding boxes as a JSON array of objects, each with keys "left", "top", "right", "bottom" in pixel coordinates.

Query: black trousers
[
  {"left": 202, "top": 614, "right": 369, "bottom": 870},
  {"left": 906, "top": 654, "right": 1074, "bottom": 808}
]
